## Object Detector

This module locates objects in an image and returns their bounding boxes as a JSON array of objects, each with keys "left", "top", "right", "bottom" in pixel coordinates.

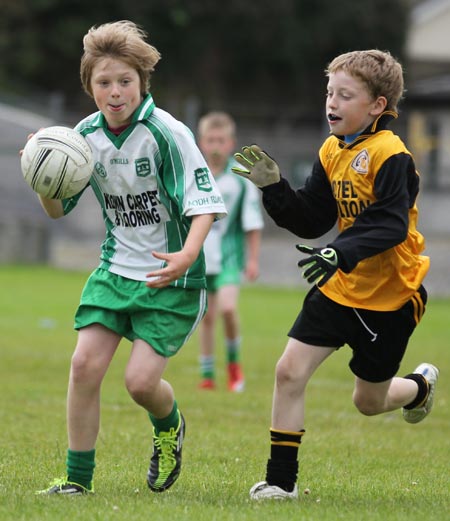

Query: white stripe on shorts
[{"left": 182, "top": 288, "right": 207, "bottom": 346}]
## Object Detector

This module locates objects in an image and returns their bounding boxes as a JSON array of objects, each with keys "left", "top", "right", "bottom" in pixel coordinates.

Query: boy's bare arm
[
  {"left": 245, "top": 229, "right": 261, "bottom": 281},
  {"left": 38, "top": 195, "right": 64, "bottom": 219},
  {"left": 146, "top": 213, "right": 215, "bottom": 288}
]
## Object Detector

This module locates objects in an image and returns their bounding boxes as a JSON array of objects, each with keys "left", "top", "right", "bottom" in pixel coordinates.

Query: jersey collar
[
  {"left": 366, "top": 110, "right": 398, "bottom": 134},
  {"left": 336, "top": 110, "right": 398, "bottom": 148},
  {"left": 131, "top": 93, "right": 156, "bottom": 123}
]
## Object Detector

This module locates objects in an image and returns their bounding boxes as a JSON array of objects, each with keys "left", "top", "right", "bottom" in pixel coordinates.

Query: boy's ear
[{"left": 371, "top": 96, "right": 388, "bottom": 115}]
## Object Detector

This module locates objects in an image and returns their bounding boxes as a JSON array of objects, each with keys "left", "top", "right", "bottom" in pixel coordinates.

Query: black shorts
[{"left": 288, "top": 285, "right": 427, "bottom": 383}]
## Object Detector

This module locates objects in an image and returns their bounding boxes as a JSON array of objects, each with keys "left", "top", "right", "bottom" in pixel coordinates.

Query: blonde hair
[
  {"left": 326, "top": 50, "right": 404, "bottom": 111},
  {"left": 80, "top": 20, "right": 161, "bottom": 98},
  {"left": 197, "top": 111, "right": 236, "bottom": 138}
]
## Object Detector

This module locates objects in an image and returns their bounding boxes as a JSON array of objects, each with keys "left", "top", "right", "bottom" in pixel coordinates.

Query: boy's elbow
[
  {"left": 45, "top": 210, "right": 64, "bottom": 219},
  {"left": 41, "top": 205, "right": 64, "bottom": 219},
  {"left": 38, "top": 196, "right": 64, "bottom": 219}
]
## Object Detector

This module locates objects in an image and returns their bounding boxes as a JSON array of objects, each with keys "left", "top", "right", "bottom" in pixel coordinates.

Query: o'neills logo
[{"left": 351, "top": 149, "right": 369, "bottom": 174}]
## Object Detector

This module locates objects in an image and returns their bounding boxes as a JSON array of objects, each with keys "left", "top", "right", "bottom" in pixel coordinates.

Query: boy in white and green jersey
[
  {"left": 68, "top": 95, "right": 223, "bottom": 288},
  {"left": 34, "top": 21, "right": 226, "bottom": 496},
  {"left": 197, "top": 112, "right": 263, "bottom": 391}
]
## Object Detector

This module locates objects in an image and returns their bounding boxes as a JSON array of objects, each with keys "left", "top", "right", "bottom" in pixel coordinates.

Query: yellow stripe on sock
[
  {"left": 270, "top": 428, "right": 305, "bottom": 436},
  {"left": 270, "top": 440, "right": 301, "bottom": 447}
]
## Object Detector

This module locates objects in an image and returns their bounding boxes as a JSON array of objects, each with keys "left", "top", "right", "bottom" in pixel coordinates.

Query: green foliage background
[{"left": 0, "top": 0, "right": 411, "bottom": 116}]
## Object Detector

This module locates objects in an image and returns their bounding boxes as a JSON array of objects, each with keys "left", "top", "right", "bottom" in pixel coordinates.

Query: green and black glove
[
  {"left": 232, "top": 144, "right": 280, "bottom": 188},
  {"left": 297, "top": 244, "right": 339, "bottom": 286}
]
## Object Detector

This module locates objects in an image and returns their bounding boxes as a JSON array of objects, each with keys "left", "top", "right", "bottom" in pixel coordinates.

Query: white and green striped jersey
[
  {"left": 64, "top": 95, "right": 226, "bottom": 288},
  {"left": 203, "top": 158, "right": 264, "bottom": 275}
]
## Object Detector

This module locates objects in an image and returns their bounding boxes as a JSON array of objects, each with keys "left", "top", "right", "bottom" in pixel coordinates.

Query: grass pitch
[{"left": 0, "top": 265, "right": 448, "bottom": 520}]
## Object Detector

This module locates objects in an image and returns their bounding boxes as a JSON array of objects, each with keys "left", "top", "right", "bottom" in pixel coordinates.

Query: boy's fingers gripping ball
[
  {"left": 21, "top": 126, "right": 93, "bottom": 199},
  {"left": 232, "top": 144, "right": 280, "bottom": 188}
]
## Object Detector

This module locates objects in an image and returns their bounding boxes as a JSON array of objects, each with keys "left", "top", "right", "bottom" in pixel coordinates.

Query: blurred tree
[{"left": 0, "top": 0, "right": 410, "bottom": 120}]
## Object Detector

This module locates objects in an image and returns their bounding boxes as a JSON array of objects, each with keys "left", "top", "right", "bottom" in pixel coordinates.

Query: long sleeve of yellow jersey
[
  {"left": 261, "top": 152, "right": 419, "bottom": 274},
  {"left": 261, "top": 160, "right": 337, "bottom": 239}
]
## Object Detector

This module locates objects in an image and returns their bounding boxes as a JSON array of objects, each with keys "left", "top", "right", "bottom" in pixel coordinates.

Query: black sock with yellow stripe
[
  {"left": 265, "top": 428, "right": 305, "bottom": 492},
  {"left": 403, "top": 373, "right": 429, "bottom": 409}
]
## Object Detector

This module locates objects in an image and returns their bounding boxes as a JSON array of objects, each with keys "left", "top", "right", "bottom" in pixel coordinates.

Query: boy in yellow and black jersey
[{"left": 233, "top": 49, "right": 439, "bottom": 500}]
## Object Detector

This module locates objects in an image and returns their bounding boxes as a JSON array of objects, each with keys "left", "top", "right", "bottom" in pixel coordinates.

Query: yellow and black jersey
[{"left": 262, "top": 112, "right": 429, "bottom": 311}]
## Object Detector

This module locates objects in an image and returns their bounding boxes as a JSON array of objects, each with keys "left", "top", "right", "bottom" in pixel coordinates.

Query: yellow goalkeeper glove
[
  {"left": 297, "top": 244, "right": 339, "bottom": 286},
  {"left": 232, "top": 144, "right": 280, "bottom": 188}
]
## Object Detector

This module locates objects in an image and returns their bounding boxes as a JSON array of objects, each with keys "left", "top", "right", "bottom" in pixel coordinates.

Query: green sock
[
  {"left": 66, "top": 449, "right": 95, "bottom": 490},
  {"left": 149, "top": 401, "right": 180, "bottom": 435},
  {"left": 200, "top": 355, "right": 215, "bottom": 379},
  {"left": 226, "top": 337, "right": 241, "bottom": 364}
]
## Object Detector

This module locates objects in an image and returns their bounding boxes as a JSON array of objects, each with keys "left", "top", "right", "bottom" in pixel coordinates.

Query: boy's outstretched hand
[
  {"left": 232, "top": 145, "right": 280, "bottom": 187},
  {"left": 146, "top": 250, "right": 193, "bottom": 288},
  {"left": 297, "top": 244, "right": 339, "bottom": 286}
]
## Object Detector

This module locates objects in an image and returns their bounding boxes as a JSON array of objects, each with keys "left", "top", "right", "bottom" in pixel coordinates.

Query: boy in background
[
  {"left": 197, "top": 112, "right": 264, "bottom": 391},
  {"left": 233, "top": 50, "right": 439, "bottom": 499}
]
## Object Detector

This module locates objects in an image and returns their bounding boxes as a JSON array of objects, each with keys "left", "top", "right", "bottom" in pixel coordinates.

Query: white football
[{"left": 21, "top": 126, "right": 93, "bottom": 199}]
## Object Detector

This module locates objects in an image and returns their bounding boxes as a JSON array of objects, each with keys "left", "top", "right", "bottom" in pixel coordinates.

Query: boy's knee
[
  {"left": 221, "top": 304, "right": 236, "bottom": 319},
  {"left": 70, "top": 351, "right": 96, "bottom": 382},
  {"left": 125, "top": 373, "right": 157, "bottom": 403},
  {"left": 352, "top": 392, "right": 384, "bottom": 416},
  {"left": 275, "top": 357, "right": 303, "bottom": 387}
]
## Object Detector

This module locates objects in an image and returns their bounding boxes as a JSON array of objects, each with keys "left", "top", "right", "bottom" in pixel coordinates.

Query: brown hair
[
  {"left": 197, "top": 111, "right": 236, "bottom": 138},
  {"left": 326, "top": 50, "right": 404, "bottom": 111},
  {"left": 80, "top": 20, "right": 161, "bottom": 98}
]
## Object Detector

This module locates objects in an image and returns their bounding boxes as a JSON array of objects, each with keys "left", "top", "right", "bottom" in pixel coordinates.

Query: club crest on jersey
[
  {"left": 194, "top": 167, "right": 213, "bottom": 192},
  {"left": 135, "top": 157, "right": 151, "bottom": 177},
  {"left": 95, "top": 161, "right": 107, "bottom": 178},
  {"left": 351, "top": 149, "right": 369, "bottom": 174}
]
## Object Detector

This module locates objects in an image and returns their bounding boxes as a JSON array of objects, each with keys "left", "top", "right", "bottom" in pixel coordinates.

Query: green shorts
[
  {"left": 206, "top": 268, "right": 242, "bottom": 293},
  {"left": 74, "top": 268, "right": 207, "bottom": 357}
]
